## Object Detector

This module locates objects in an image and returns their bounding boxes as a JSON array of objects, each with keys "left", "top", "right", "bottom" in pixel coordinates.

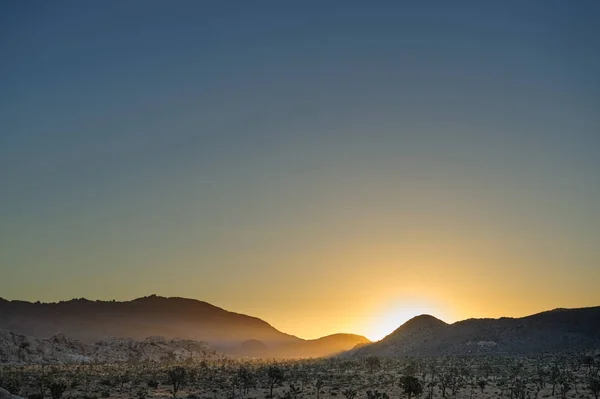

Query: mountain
[
  {"left": 0, "top": 295, "right": 369, "bottom": 359},
  {"left": 345, "top": 306, "right": 600, "bottom": 357},
  {"left": 0, "top": 295, "right": 297, "bottom": 346}
]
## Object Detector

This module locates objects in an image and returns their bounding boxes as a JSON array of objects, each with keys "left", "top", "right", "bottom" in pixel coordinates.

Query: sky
[{"left": 1, "top": 1, "right": 599, "bottom": 341}]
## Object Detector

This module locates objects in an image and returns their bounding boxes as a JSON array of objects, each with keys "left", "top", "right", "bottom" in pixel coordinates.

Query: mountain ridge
[
  {"left": 0, "top": 295, "right": 368, "bottom": 359},
  {"left": 346, "top": 305, "right": 600, "bottom": 357}
]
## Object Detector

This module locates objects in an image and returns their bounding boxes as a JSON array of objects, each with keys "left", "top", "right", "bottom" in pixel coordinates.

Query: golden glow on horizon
[
  {"left": 109, "top": 236, "right": 599, "bottom": 342},
  {"left": 363, "top": 296, "right": 451, "bottom": 341}
]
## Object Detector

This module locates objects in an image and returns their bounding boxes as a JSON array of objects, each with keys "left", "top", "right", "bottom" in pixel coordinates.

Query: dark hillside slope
[{"left": 346, "top": 307, "right": 600, "bottom": 357}]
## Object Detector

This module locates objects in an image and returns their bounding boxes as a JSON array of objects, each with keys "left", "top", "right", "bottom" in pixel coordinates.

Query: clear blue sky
[{"left": 1, "top": 1, "right": 599, "bottom": 339}]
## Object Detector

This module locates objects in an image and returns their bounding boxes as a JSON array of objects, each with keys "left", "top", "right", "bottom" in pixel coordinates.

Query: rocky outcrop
[
  {"left": 0, "top": 330, "right": 215, "bottom": 365},
  {"left": 0, "top": 387, "right": 24, "bottom": 399}
]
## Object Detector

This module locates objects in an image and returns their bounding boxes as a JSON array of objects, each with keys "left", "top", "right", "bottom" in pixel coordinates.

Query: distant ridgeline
[
  {"left": 343, "top": 307, "right": 600, "bottom": 358},
  {"left": 0, "top": 295, "right": 369, "bottom": 360},
  {"left": 1, "top": 296, "right": 599, "bottom": 362}
]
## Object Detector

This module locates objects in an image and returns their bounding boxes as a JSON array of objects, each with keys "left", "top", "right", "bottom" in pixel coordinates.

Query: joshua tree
[
  {"left": 49, "top": 380, "right": 67, "bottom": 399},
  {"left": 424, "top": 361, "right": 438, "bottom": 399},
  {"left": 510, "top": 378, "right": 527, "bottom": 399},
  {"left": 284, "top": 383, "right": 302, "bottom": 399},
  {"left": 116, "top": 372, "right": 130, "bottom": 392},
  {"left": 365, "top": 390, "right": 389, "bottom": 399},
  {"left": 439, "top": 366, "right": 464, "bottom": 397},
  {"left": 549, "top": 364, "right": 561, "bottom": 396},
  {"left": 535, "top": 365, "right": 548, "bottom": 389},
  {"left": 315, "top": 379, "right": 324, "bottom": 399},
  {"left": 476, "top": 379, "right": 487, "bottom": 393},
  {"left": 399, "top": 375, "right": 423, "bottom": 399},
  {"left": 403, "top": 360, "right": 419, "bottom": 377},
  {"left": 584, "top": 356, "right": 596, "bottom": 375},
  {"left": 439, "top": 372, "right": 452, "bottom": 398},
  {"left": 236, "top": 366, "right": 255, "bottom": 396},
  {"left": 342, "top": 388, "right": 357, "bottom": 399},
  {"left": 167, "top": 366, "right": 187, "bottom": 398},
  {"left": 478, "top": 363, "right": 493, "bottom": 380},
  {"left": 559, "top": 379, "right": 571, "bottom": 399},
  {"left": 267, "top": 365, "right": 285, "bottom": 398},
  {"left": 134, "top": 387, "right": 149, "bottom": 399},
  {"left": 425, "top": 379, "right": 437, "bottom": 399},
  {"left": 588, "top": 375, "right": 600, "bottom": 399}
]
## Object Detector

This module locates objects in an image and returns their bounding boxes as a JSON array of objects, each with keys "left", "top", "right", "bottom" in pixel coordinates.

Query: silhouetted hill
[
  {"left": 0, "top": 295, "right": 295, "bottom": 346},
  {"left": 0, "top": 296, "right": 369, "bottom": 359},
  {"left": 345, "top": 306, "right": 600, "bottom": 357},
  {"left": 387, "top": 314, "right": 449, "bottom": 336}
]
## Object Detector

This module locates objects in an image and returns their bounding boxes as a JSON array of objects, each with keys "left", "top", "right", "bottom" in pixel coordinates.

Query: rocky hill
[
  {"left": 346, "top": 306, "right": 600, "bottom": 357},
  {"left": 0, "top": 296, "right": 369, "bottom": 359},
  {"left": 0, "top": 330, "right": 216, "bottom": 364}
]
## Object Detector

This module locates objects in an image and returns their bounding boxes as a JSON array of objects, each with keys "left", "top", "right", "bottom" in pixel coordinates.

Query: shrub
[{"left": 50, "top": 381, "right": 68, "bottom": 399}]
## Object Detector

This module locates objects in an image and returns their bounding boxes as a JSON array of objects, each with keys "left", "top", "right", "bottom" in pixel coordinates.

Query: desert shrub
[
  {"left": 50, "top": 381, "right": 68, "bottom": 399},
  {"left": 365, "top": 390, "right": 388, "bottom": 399},
  {"left": 0, "top": 374, "right": 23, "bottom": 395},
  {"left": 99, "top": 378, "right": 113, "bottom": 387},
  {"left": 134, "top": 387, "right": 148, "bottom": 399},
  {"left": 167, "top": 366, "right": 187, "bottom": 398},
  {"left": 365, "top": 357, "right": 381, "bottom": 374},
  {"left": 399, "top": 375, "right": 424, "bottom": 399},
  {"left": 147, "top": 377, "right": 159, "bottom": 388},
  {"left": 342, "top": 388, "right": 357, "bottom": 399},
  {"left": 116, "top": 372, "right": 131, "bottom": 392}
]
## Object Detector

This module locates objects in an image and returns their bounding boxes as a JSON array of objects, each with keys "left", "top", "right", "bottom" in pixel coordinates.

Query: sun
[{"left": 366, "top": 297, "right": 449, "bottom": 341}]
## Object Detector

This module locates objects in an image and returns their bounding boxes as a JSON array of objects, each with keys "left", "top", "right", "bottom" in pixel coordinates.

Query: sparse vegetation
[{"left": 1, "top": 352, "right": 600, "bottom": 399}]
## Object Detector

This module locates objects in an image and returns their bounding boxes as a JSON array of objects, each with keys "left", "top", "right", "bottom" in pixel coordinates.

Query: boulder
[{"left": 0, "top": 387, "right": 24, "bottom": 399}]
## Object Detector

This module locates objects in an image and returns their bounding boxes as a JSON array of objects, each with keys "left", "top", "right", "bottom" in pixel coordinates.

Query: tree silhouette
[
  {"left": 584, "top": 356, "right": 596, "bottom": 375},
  {"left": 50, "top": 381, "right": 67, "bottom": 399},
  {"left": 365, "top": 389, "right": 389, "bottom": 399},
  {"left": 236, "top": 366, "right": 255, "bottom": 396},
  {"left": 399, "top": 375, "right": 423, "bottom": 399},
  {"left": 284, "top": 383, "right": 302, "bottom": 399},
  {"left": 342, "top": 388, "right": 357, "bottom": 399},
  {"left": 315, "top": 379, "right": 324, "bottom": 399},
  {"left": 477, "top": 379, "right": 487, "bottom": 393},
  {"left": 588, "top": 375, "right": 600, "bottom": 399},
  {"left": 549, "top": 364, "right": 561, "bottom": 396},
  {"left": 166, "top": 366, "right": 187, "bottom": 398},
  {"left": 267, "top": 365, "right": 284, "bottom": 398}
]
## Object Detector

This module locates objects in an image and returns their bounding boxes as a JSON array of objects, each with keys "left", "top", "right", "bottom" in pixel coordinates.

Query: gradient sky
[{"left": 1, "top": 1, "right": 599, "bottom": 341}]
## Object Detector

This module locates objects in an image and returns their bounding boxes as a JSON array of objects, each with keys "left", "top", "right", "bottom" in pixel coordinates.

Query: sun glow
[{"left": 366, "top": 296, "right": 450, "bottom": 341}]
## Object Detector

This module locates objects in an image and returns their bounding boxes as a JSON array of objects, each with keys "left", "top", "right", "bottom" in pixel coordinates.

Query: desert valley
[
  {"left": 1, "top": 296, "right": 599, "bottom": 399},
  {"left": 3, "top": 1, "right": 599, "bottom": 398}
]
